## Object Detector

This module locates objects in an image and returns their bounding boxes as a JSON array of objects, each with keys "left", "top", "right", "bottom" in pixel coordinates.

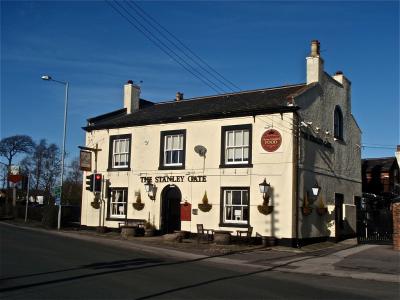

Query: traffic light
[
  {"left": 94, "top": 173, "right": 102, "bottom": 193},
  {"left": 86, "top": 174, "right": 94, "bottom": 191}
]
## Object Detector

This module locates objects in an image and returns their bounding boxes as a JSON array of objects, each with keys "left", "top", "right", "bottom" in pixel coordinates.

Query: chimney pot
[
  {"left": 335, "top": 71, "right": 343, "bottom": 75},
  {"left": 127, "top": 80, "right": 133, "bottom": 84},
  {"left": 311, "top": 40, "right": 320, "bottom": 57},
  {"left": 175, "top": 92, "right": 183, "bottom": 101}
]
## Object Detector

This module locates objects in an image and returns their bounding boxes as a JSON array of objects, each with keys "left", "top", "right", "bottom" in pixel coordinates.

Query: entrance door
[
  {"left": 335, "top": 193, "right": 344, "bottom": 242},
  {"left": 161, "top": 185, "right": 181, "bottom": 234}
]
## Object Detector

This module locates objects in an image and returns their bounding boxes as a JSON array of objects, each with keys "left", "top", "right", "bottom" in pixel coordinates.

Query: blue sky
[{"left": 1, "top": 1, "right": 399, "bottom": 163}]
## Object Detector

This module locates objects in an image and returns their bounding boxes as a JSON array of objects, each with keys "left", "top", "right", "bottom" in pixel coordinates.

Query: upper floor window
[
  {"left": 108, "top": 188, "right": 127, "bottom": 219},
  {"left": 334, "top": 106, "right": 344, "bottom": 140},
  {"left": 108, "top": 134, "right": 131, "bottom": 171},
  {"left": 159, "top": 129, "right": 186, "bottom": 170},
  {"left": 220, "top": 124, "right": 252, "bottom": 168}
]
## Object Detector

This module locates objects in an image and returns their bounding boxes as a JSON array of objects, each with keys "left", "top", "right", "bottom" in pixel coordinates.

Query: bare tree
[
  {"left": 63, "top": 157, "right": 83, "bottom": 205},
  {"left": 21, "top": 139, "right": 61, "bottom": 203},
  {"left": 0, "top": 135, "right": 34, "bottom": 187}
]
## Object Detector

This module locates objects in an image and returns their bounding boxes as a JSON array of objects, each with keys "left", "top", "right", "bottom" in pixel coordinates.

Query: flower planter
[
  {"left": 198, "top": 203, "right": 212, "bottom": 212},
  {"left": 144, "top": 228, "right": 156, "bottom": 237},
  {"left": 214, "top": 230, "right": 232, "bottom": 245},
  {"left": 91, "top": 201, "right": 100, "bottom": 209},
  {"left": 257, "top": 205, "right": 274, "bottom": 215},
  {"left": 120, "top": 226, "right": 136, "bottom": 238},
  {"left": 301, "top": 206, "right": 313, "bottom": 216},
  {"left": 261, "top": 236, "right": 277, "bottom": 247},
  {"left": 316, "top": 207, "right": 328, "bottom": 216},
  {"left": 96, "top": 226, "right": 108, "bottom": 233},
  {"left": 132, "top": 202, "right": 145, "bottom": 211}
]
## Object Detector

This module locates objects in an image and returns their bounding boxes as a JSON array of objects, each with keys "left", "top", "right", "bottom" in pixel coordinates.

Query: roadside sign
[
  {"left": 55, "top": 197, "right": 61, "bottom": 206},
  {"left": 8, "top": 174, "right": 23, "bottom": 183},
  {"left": 53, "top": 186, "right": 61, "bottom": 198}
]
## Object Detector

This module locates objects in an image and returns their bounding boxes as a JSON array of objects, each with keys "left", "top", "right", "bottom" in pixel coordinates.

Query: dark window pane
[
  {"left": 232, "top": 191, "right": 241, "bottom": 204},
  {"left": 243, "top": 207, "right": 249, "bottom": 221}
]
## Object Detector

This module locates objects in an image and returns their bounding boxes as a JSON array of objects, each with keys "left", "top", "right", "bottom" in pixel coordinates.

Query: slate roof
[
  {"left": 362, "top": 157, "right": 398, "bottom": 173},
  {"left": 84, "top": 83, "right": 309, "bottom": 131}
]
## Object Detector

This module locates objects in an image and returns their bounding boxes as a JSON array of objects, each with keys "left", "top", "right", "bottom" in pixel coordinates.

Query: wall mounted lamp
[
  {"left": 259, "top": 178, "right": 271, "bottom": 204},
  {"left": 311, "top": 181, "right": 321, "bottom": 198}
]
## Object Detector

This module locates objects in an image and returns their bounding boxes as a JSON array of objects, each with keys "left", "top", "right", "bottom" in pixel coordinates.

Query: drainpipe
[{"left": 293, "top": 112, "right": 301, "bottom": 248}]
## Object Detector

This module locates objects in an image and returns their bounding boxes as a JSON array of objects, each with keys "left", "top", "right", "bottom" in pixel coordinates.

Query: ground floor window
[
  {"left": 108, "top": 188, "right": 128, "bottom": 219},
  {"left": 220, "top": 187, "right": 249, "bottom": 227}
]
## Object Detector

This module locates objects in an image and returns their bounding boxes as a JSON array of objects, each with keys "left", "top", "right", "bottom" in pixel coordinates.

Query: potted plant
[
  {"left": 316, "top": 196, "right": 328, "bottom": 216},
  {"left": 144, "top": 221, "right": 156, "bottom": 237},
  {"left": 91, "top": 200, "right": 100, "bottom": 209},
  {"left": 301, "top": 191, "right": 313, "bottom": 216},
  {"left": 132, "top": 191, "right": 145, "bottom": 211},
  {"left": 198, "top": 191, "right": 212, "bottom": 212}
]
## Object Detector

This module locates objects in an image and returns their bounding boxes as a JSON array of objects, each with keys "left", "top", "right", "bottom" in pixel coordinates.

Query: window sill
[
  {"left": 107, "top": 167, "right": 131, "bottom": 172},
  {"left": 219, "top": 163, "right": 253, "bottom": 169},
  {"left": 158, "top": 165, "right": 185, "bottom": 170},
  {"left": 333, "top": 138, "right": 346, "bottom": 145},
  {"left": 106, "top": 217, "right": 127, "bottom": 221},
  {"left": 218, "top": 222, "right": 249, "bottom": 228}
]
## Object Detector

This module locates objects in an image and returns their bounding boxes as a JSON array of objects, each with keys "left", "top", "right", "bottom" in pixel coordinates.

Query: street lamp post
[{"left": 41, "top": 75, "right": 69, "bottom": 230}]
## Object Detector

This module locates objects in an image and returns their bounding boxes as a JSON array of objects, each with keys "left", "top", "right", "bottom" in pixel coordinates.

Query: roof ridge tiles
[{"left": 153, "top": 83, "right": 306, "bottom": 105}]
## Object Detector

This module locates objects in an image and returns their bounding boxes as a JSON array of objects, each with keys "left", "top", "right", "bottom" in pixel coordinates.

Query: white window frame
[
  {"left": 112, "top": 138, "right": 130, "bottom": 168},
  {"left": 223, "top": 189, "right": 249, "bottom": 224},
  {"left": 225, "top": 129, "right": 249, "bottom": 164},
  {"left": 164, "top": 134, "right": 184, "bottom": 166},
  {"left": 109, "top": 188, "right": 127, "bottom": 219}
]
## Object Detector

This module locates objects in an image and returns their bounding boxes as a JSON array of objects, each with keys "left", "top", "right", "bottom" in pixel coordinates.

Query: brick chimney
[
  {"left": 124, "top": 80, "right": 140, "bottom": 114},
  {"left": 306, "top": 40, "right": 324, "bottom": 84}
]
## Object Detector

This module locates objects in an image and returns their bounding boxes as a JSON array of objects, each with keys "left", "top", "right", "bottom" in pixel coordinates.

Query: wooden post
[{"left": 393, "top": 202, "right": 400, "bottom": 251}]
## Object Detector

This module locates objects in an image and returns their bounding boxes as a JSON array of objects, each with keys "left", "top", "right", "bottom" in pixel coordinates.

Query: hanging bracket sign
[{"left": 261, "top": 129, "right": 282, "bottom": 152}]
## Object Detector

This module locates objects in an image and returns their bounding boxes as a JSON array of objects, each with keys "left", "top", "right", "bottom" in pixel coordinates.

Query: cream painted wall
[{"left": 81, "top": 113, "right": 295, "bottom": 239}]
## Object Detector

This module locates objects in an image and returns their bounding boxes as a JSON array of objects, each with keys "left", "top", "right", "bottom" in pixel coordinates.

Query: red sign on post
[
  {"left": 8, "top": 174, "right": 23, "bottom": 184},
  {"left": 261, "top": 129, "right": 282, "bottom": 152},
  {"left": 180, "top": 202, "right": 191, "bottom": 221}
]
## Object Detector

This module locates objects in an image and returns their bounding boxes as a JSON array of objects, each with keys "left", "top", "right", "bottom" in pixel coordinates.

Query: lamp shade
[
  {"left": 259, "top": 178, "right": 270, "bottom": 194},
  {"left": 144, "top": 181, "right": 153, "bottom": 193},
  {"left": 312, "top": 182, "right": 321, "bottom": 196}
]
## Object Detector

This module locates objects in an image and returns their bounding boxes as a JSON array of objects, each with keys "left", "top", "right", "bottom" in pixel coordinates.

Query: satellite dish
[{"left": 194, "top": 145, "right": 207, "bottom": 157}]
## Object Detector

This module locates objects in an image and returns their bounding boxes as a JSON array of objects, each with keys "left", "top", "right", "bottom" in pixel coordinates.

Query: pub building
[{"left": 81, "top": 41, "right": 361, "bottom": 246}]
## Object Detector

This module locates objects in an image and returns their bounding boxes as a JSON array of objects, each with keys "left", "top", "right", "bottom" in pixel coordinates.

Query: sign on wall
[
  {"left": 261, "top": 129, "right": 282, "bottom": 152},
  {"left": 181, "top": 202, "right": 191, "bottom": 221}
]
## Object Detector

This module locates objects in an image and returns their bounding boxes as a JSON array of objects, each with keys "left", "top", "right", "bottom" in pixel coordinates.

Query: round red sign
[{"left": 261, "top": 129, "right": 282, "bottom": 152}]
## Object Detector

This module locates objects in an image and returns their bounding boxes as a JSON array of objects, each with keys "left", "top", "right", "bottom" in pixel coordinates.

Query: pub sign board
[
  {"left": 80, "top": 150, "right": 92, "bottom": 171},
  {"left": 261, "top": 129, "right": 282, "bottom": 152}
]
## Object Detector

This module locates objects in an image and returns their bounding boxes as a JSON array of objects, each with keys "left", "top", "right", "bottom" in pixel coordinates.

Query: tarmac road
[{"left": 0, "top": 223, "right": 398, "bottom": 300}]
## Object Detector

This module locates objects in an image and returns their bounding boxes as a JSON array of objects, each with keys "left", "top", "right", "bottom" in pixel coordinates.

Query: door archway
[{"left": 160, "top": 185, "right": 182, "bottom": 234}]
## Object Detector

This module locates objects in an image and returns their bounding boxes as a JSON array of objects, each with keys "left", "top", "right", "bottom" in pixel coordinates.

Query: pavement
[{"left": 2, "top": 220, "right": 399, "bottom": 284}]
